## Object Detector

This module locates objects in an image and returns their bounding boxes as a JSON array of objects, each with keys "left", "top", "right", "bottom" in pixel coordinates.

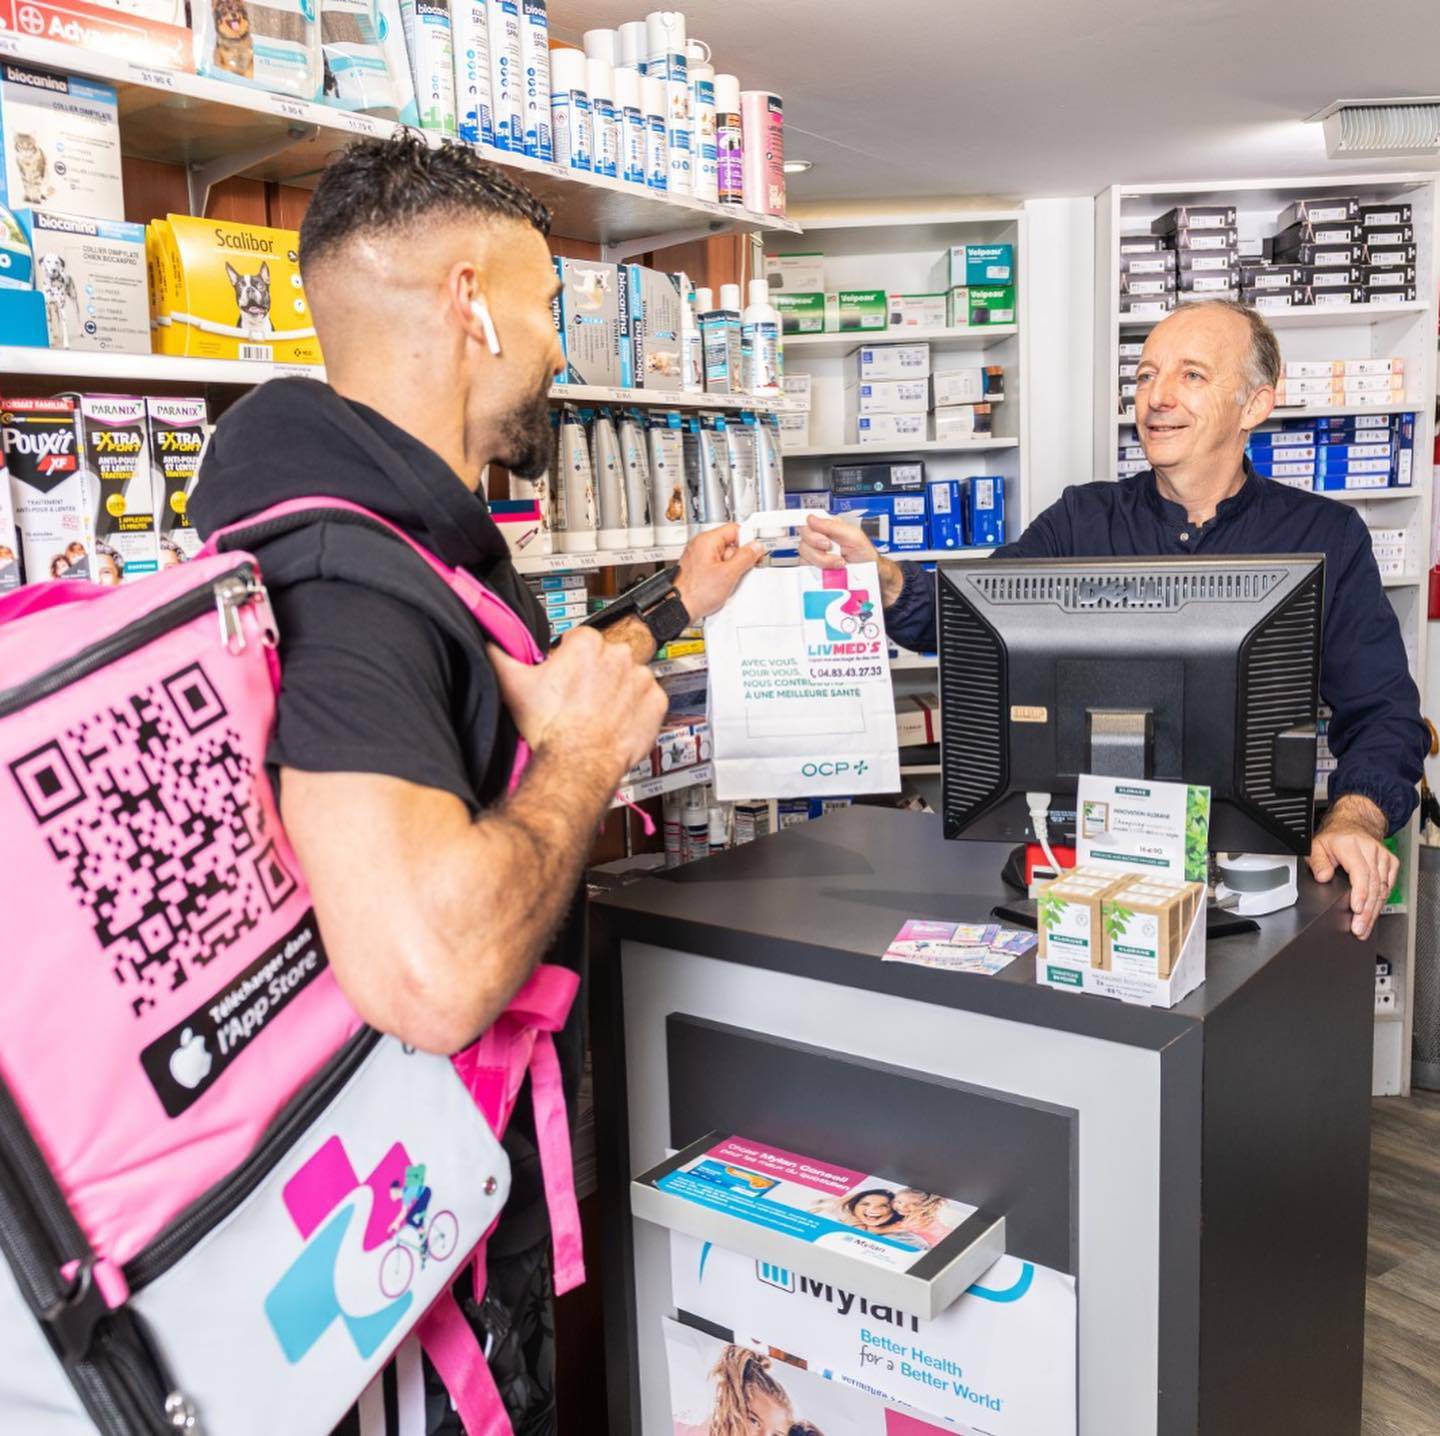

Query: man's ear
[{"left": 1239, "top": 383, "right": 1276, "bottom": 437}]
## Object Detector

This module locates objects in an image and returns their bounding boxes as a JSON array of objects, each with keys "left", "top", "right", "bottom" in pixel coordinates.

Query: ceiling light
[
  {"left": 783, "top": 160, "right": 813, "bottom": 174},
  {"left": 1308, "top": 98, "right": 1440, "bottom": 159}
]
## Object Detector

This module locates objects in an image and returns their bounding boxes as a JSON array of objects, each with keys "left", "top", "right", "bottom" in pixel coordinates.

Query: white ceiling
[{"left": 549, "top": 0, "right": 1440, "bottom": 203}]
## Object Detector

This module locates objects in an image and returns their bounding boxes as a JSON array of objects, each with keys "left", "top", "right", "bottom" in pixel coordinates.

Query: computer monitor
[{"left": 937, "top": 555, "right": 1324, "bottom": 857}]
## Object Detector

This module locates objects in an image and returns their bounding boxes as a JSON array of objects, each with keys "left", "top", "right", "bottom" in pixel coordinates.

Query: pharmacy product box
[
  {"left": 933, "top": 366, "right": 1003, "bottom": 407},
  {"left": 1272, "top": 219, "right": 1361, "bottom": 252},
  {"left": 926, "top": 477, "right": 964, "bottom": 549},
  {"left": 1249, "top": 456, "right": 1314, "bottom": 480},
  {"left": 1177, "top": 271, "right": 1239, "bottom": 295},
  {"left": 933, "top": 404, "right": 993, "bottom": 442},
  {"left": 854, "top": 411, "right": 926, "bottom": 448},
  {"left": 1249, "top": 428, "right": 1315, "bottom": 447},
  {"left": 1365, "top": 244, "right": 1418, "bottom": 268},
  {"left": 0, "top": 287, "right": 47, "bottom": 344},
  {"left": 895, "top": 691, "right": 941, "bottom": 746},
  {"left": 0, "top": 63, "right": 123, "bottom": 220},
  {"left": 1366, "top": 264, "right": 1418, "bottom": 288},
  {"left": 1245, "top": 287, "right": 1314, "bottom": 309},
  {"left": 1370, "top": 284, "right": 1418, "bottom": 304},
  {"left": 146, "top": 396, "right": 205, "bottom": 560},
  {"left": 1313, "top": 287, "right": 1369, "bottom": 308},
  {"left": 1118, "top": 251, "right": 1177, "bottom": 276},
  {"left": 1118, "top": 233, "right": 1167, "bottom": 254},
  {"left": 776, "top": 411, "right": 810, "bottom": 451},
  {"left": 0, "top": 458, "right": 18, "bottom": 589},
  {"left": 1360, "top": 201, "right": 1412, "bottom": 228},
  {"left": 555, "top": 257, "right": 622, "bottom": 387},
  {"left": 626, "top": 264, "right": 682, "bottom": 391},
  {"left": 0, "top": 201, "right": 31, "bottom": 289},
  {"left": 1171, "top": 227, "right": 1237, "bottom": 252},
  {"left": 1101, "top": 876, "right": 1206, "bottom": 980},
  {"left": 947, "top": 285, "right": 1015, "bottom": 326},
  {"left": 1177, "top": 250, "right": 1239, "bottom": 275},
  {"left": 827, "top": 490, "right": 927, "bottom": 552},
  {"left": 700, "top": 303, "right": 742, "bottom": 393},
  {"left": 1037, "top": 866, "right": 1131, "bottom": 975},
  {"left": 844, "top": 377, "right": 928, "bottom": 417},
  {"left": 886, "top": 292, "right": 946, "bottom": 328},
  {"left": 780, "top": 372, "right": 811, "bottom": 411},
  {"left": 824, "top": 288, "right": 887, "bottom": 332},
  {"left": 633, "top": 1134, "right": 1004, "bottom": 1321},
  {"left": 773, "top": 291, "right": 824, "bottom": 335},
  {"left": 1, "top": 394, "right": 94, "bottom": 581},
  {"left": 1120, "top": 271, "right": 1177, "bottom": 296},
  {"left": 76, "top": 394, "right": 158, "bottom": 582},
  {"left": 1303, "top": 266, "right": 1363, "bottom": 291},
  {"left": 933, "top": 242, "right": 1015, "bottom": 288},
  {"left": 1151, "top": 204, "right": 1236, "bottom": 233},
  {"left": 1317, "top": 467, "right": 1388, "bottom": 491},
  {"left": 966, "top": 474, "right": 1005, "bottom": 546},
  {"left": 15, "top": 208, "right": 147, "bottom": 352},
  {"left": 1277, "top": 195, "right": 1360, "bottom": 228},
  {"left": 528, "top": 571, "right": 586, "bottom": 592},
  {"left": 1363, "top": 224, "right": 1414, "bottom": 249},
  {"left": 764, "top": 252, "right": 824, "bottom": 293},
  {"left": 1239, "top": 262, "right": 1306, "bottom": 289},
  {"left": 1119, "top": 295, "right": 1174, "bottom": 317},
  {"left": 490, "top": 498, "right": 547, "bottom": 557},
  {"left": 0, "top": 0, "right": 192, "bottom": 70},
  {"left": 1118, "top": 339, "right": 1145, "bottom": 360},
  {"left": 1285, "top": 242, "right": 1364, "bottom": 268},
  {"left": 830, "top": 460, "right": 925, "bottom": 495},
  {"left": 854, "top": 342, "right": 930, "bottom": 381}
]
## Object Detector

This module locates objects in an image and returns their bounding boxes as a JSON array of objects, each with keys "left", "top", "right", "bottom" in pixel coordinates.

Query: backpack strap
[{"left": 416, "top": 1288, "right": 511, "bottom": 1436}]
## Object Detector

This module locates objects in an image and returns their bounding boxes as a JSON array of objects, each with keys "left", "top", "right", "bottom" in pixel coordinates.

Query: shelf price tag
[
  {"left": 127, "top": 64, "right": 177, "bottom": 90},
  {"left": 266, "top": 94, "right": 311, "bottom": 122}
]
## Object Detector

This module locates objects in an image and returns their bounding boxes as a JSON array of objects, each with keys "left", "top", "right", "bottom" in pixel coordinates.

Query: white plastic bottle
[
  {"left": 642, "top": 73, "right": 669, "bottom": 192},
  {"left": 688, "top": 48, "right": 717, "bottom": 203},
  {"left": 647, "top": 410, "right": 689, "bottom": 542},
  {"left": 662, "top": 788, "right": 684, "bottom": 867},
  {"left": 682, "top": 784, "right": 711, "bottom": 863},
  {"left": 617, "top": 409, "right": 654, "bottom": 545},
  {"left": 679, "top": 277, "right": 703, "bottom": 393},
  {"left": 590, "top": 408, "right": 628, "bottom": 549},
  {"left": 550, "top": 47, "right": 592, "bottom": 172},
  {"left": 618, "top": 20, "right": 648, "bottom": 73},
  {"left": 714, "top": 72, "right": 743, "bottom": 207},
  {"left": 582, "top": 27, "right": 618, "bottom": 63},
  {"left": 613, "top": 65, "right": 647, "bottom": 187},
  {"left": 708, "top": 796, "right": 729, "bottom": 855},
  {"left": 586, "top": 56, "right": 619, "bottom": 180},
  {"left": 741, "top": 278, "right": 781, "bottom": 396},
  {"left": 555, "top": 406, "right": 598, "bottom": 552},
  {"left": 646, "top": 10, "right": 690, "bottom": 196}
]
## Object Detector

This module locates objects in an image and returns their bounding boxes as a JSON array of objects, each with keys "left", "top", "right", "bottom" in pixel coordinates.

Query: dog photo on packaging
[{"left": 195, "top": 0, "right": 324, "bottom": 98}]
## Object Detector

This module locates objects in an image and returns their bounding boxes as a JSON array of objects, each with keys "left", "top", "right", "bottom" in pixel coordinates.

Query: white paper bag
[{"left": 706, "top": 562, "right": 901, "bottom": 799}]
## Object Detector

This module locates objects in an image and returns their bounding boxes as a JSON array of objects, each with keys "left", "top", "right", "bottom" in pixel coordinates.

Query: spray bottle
[
  {"left": 708, "top": 795, "right": 729, "bottom": 855},
  {"left": 555, "top": 406, "right": 597, "bottom": 552},
  {"left": 486, "top": 0, "right": 523, "bottom": 152},
  {"left": 646, "top": 10, "right": 690, "bottom": 196},
  {"left": 582, "top": 27, "right": 618, "bottom": 62},
  {"left": 687, "top": 42, "right": 717, "bottom": 203},
  {"left": 700, "top": 283, "right": 743, "bottom": 394},
  {"left": 452, "top": 1, "right": 495, "bottom": 147},
  {"left": 741, "top": 278, "right": 782, "bottom": 396},
  {"left": 662, "top": 788, "right": 684, "bottom": 867},
  {"left": 647, "top": 410, "right": 689, "bottom": 544},
  {"left": 741, "top": 90, "right": 785, "bottom": 216},
  {"left": 586, "top": 56, "right": 619, "bottom": 179},
  {"left": 714, "top": 72, "right": 743, "bottom": 207},
  {"left": 642, "top": 73, "right": 669, "bottom": 192},
  {"left": 613, "top": 65, "right": 647, "bottom": 187},
  {"left": 617, "top": 409, "right": 654, "bottom": 545},
  {"left": 618, "top": 19, "right": 648, "bottom": 72},
  {"left": 519, "top": 0, "right": 552, "bottom": 160},
  {"left": 725, "top": 412, "right": 759, "bottom": 522},
  {"left": 550, "top": 47, "right": 592, "bottom": 171},
  {"left": 682, "top": 784, "right": 711, "bottom": 864},
  {"left": 678, "top": 275, "right": 703, "bottom": 393},
  {"left": 589, "top": 408, "right": 628, "bottom": 549}
]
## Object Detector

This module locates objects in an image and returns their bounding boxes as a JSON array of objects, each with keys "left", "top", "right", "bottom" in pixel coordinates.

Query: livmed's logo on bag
[
  {"left": 264, "top": 1136, "right": 460, "bottom": 1364},
  {"left": 802, "top": 569, "right": 879, "bottom": 649}
]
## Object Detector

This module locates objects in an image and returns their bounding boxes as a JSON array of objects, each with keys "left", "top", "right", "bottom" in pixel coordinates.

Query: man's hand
[
  {"left": 675, "top": 522, "right": 765, "bottom": 621},
  {"left": 797, "top": 513, "right": 906, "bottom": 607},
  {"left": 490, "top": 625, "right": 669, "bottom": 781},
  {"left": 1307, "top": 794, "right": 1397, "bottom": 940}
]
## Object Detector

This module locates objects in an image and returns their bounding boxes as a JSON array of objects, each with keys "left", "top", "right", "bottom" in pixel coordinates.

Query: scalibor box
[{"left": 631, "top": 1133, "right": 1006, "bottom": 1319}]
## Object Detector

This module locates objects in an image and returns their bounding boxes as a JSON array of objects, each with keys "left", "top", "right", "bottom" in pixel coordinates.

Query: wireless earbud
[{"left": 470, "top": 297, "right": 501, "bottom": 356}]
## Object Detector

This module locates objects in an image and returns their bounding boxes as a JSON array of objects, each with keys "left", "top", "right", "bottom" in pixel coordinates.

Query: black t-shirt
[{"left": 191, "top": 377, "right": 582, "bottom": 1257}]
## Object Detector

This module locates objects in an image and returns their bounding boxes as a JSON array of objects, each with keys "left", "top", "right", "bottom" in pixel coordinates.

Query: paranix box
[
  {"left": 1, "top": 394, "right": 93, "bottom": 582},
  {"left": 16, "top": 208, "right": 148, "bottom": 353},
  {"left": 78, "top": 394, "right": 160, "bottom": 583},
  {"left": 0, "top": 63, "right": 124, "bottom": 220},
  {"left": 146, "top": 396, "right": 207, "bottom": 563}
]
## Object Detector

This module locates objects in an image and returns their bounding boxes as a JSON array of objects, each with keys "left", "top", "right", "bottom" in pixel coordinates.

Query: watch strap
[{"left": 639, "top": 590, "right": 692, "bottom": 650}]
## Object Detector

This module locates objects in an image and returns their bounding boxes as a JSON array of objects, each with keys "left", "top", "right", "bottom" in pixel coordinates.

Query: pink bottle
[{"left": 740, "top": 89, "right": 785, "bottom": 216}]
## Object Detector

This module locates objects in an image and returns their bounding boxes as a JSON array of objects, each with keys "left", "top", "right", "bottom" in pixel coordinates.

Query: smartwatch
[{"left": 566, "top": 564, "right": 691, "bottom": 649}]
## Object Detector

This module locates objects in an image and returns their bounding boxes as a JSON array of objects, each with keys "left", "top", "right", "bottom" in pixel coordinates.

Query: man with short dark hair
[
  {"left": 192, "top": 134, "right": 760, "bottom": 1434},
  {"left": 801, "top": 300, "right": 1427, "bottom": 941}
]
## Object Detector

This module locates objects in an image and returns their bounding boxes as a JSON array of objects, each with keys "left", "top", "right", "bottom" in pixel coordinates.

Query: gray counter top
[{"left": 592, "top": 805, "right": 1352, "bottom": 1050}]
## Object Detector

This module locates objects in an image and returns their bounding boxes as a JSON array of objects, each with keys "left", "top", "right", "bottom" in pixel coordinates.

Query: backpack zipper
[
  {"left": 124, "top": 1029, "right": 380, "bottom": 1291},
  {"left": 0, "top": 565, "right": 272, "bottom": 720}
]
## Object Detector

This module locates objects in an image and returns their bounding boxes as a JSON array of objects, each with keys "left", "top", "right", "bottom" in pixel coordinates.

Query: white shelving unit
[
  {"left": 611, "top": 763, "right": 713, "bottom": 810},
  {"left": 783, "top": 325, "right": 1018, "bottom": 356},
  {"left": 1095, "top": 174, "right": 1440, "bottom": 1097},
  {"left": 783, "top": 438, "right": 1018, "bottom": 460}
]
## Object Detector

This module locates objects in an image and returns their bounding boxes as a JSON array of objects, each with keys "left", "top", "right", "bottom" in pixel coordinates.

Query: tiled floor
[{"left": 1364, "top": 1089, "right": 1440, "bottom": 1435}]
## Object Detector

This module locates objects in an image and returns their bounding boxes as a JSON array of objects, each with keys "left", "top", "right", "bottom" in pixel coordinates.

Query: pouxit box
[
  {"left": 933, "top": 366, "right": 1003, "bottom": 406},
  {"left": 764, "top": 251, "right": 824, "bottom": 292},
  {"left": 555, "top": 256, "right": 622, "bottom": 386},
  {"left": 77, "top": 394, "right": 159, "bottom": 582},
  {"left": 146, "top": 396, "right": 205, "bottom": 561},
  {"left": 843, "top": 377, "right": 928, "bottom": 416},
  {"left": 926, "top": 477, "right": 964, "bottom": 548},
  {"left": 625, "top": 264, "right": 682, "bottom": 391},
  {"left": 1, "top": 394, "right": 93, "bottom": 581},
  {"left": 1277, "top": 194, "right": 1360, "bottom": 228},
  {"left": 830, "top": 460, "right": 925, "bottom": 495},
  {"left": 15, "top": 208, "right": 148, "bottom": 353},
  {"left": 966, "top": 474, "right": 1004, "bottom": 545},
  {"left": 0, "top": 63, "right": 123, "bottom": 220},
  {"left": 947, "top": 285, "right": 1015, "bottom": 326},
  {"left": 0, "top": 456, "right": 18, "bottom": 590},
  {"left": 887, "top": 292, "right": 946, "bottom": 328},
  {"left": 933, "top": 404, "right": 993, "bottom": 441},
  {"left": 827, "top": 490, "right": 927, "bottom": 551},
  {"left": 824, "top": 289, "right": 887, "bottom": 332},
  {"left": 855, "top": 411, "right": 926, "bottom": 447},
  {"left": 853, "top": 342, "right": 930, "bottom": 381},
  {"left": 774, "top": 291, "right": 824, "bottom": 334},
  {"left": 932, "top": 243, "right": 1014, "bottom": 288}
]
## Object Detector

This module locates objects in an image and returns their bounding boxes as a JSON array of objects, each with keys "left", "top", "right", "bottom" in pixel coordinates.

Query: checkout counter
[{"left": 590, "top": 805, "right": 1373, "bottom": 1436}]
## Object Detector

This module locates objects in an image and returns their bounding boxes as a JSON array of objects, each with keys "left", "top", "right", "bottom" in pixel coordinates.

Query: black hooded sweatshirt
[{"left": 191, "top": 377, "right": 580, "bottom": 1259}]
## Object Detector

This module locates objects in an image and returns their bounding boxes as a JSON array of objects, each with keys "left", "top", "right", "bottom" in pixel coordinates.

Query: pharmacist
[
  {"left": 192, "top": 134, "right": 759, "bottom": 1434},
  {"left": 800, "top": 300, "right": 1426, "bottom": 942}
]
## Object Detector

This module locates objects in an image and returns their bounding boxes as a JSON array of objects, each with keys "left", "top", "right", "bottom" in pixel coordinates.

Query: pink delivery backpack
[{"left": 0, "top": 499, "right": 584, "bottom": 1435}]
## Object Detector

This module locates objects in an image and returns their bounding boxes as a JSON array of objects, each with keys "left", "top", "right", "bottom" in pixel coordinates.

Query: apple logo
[{"left": 169, "top": 1028, "right": 213, "bottom": 1090}]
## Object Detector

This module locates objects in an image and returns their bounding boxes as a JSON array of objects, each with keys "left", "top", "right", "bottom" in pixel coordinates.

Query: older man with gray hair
[{"left": 801, "top": 299, "right": 1428, "bottom": 941}]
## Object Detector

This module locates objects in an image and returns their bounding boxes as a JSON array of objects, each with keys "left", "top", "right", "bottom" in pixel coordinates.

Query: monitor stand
[{"left": 991, "top": 897, "right": 1260, "bottom": 941}]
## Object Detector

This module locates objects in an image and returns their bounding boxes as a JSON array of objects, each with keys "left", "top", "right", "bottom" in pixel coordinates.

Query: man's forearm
[
  {"left": 878, "top": 555, "right": 905, "bottom": 608},
  {"left": 602, "top": 614, "right": 657, "bottom": 663},
  {"left": 1320, "top": 792, "right": 1387, "bottom": 840}
]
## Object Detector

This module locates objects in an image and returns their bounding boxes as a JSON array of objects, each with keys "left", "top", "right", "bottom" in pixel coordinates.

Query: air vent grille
[
  {"left": 939, "top": 584, "right": 1006, "bottom": 833},
  {"left": 1325, "top": 104, "right": 1440, "bottom": 157},
  {"left": 969, "top": 568, "right": 1285, "bottom": 611}
]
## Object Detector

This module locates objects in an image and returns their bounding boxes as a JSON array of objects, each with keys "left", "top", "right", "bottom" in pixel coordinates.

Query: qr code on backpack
[{"left": 9, "top": 663, "right": 297, "bottom": 1016}]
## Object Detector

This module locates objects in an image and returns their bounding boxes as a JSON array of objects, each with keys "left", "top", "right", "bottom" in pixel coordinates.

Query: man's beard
[{"left": 497, "top": 378, "right": 554, "bottom": 481}]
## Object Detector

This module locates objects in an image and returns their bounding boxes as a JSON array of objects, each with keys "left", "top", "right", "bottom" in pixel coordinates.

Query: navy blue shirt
[{"left": 886, "top": 466, "right": 1426, "bottom": 834}]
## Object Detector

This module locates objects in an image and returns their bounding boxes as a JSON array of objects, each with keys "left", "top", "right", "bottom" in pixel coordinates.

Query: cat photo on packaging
[{"left": 11, "top": 133, "right": 51, "bottom": 206}]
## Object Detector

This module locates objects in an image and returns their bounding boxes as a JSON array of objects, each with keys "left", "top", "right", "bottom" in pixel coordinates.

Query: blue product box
[
  {"left": 1317, "top": 442, "right": 1393, "bottom": 465},
  {"left": 965, "top": 475, "right": 1005, "bottom": 546},
  {"left": 1316, "top": 470, "right": 1388, "bottom": 491},
  {"left": 0, "top": 288, "right": 48, "bottom": 346},
  {"left": 1250, "top": 457, "right": 1315, "bottom": 480},
  {"left": 926, "top": 478, "right": 965, "bottom": 549},
  {"left": 617, "top": 263, "right": 634, "bottom": 389},
  {"left": 1249, "top": 429, "right": 1314, "bottom": 448},
  {"left": 828, "top": 491, "right": 929, "bottom": 552}
]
